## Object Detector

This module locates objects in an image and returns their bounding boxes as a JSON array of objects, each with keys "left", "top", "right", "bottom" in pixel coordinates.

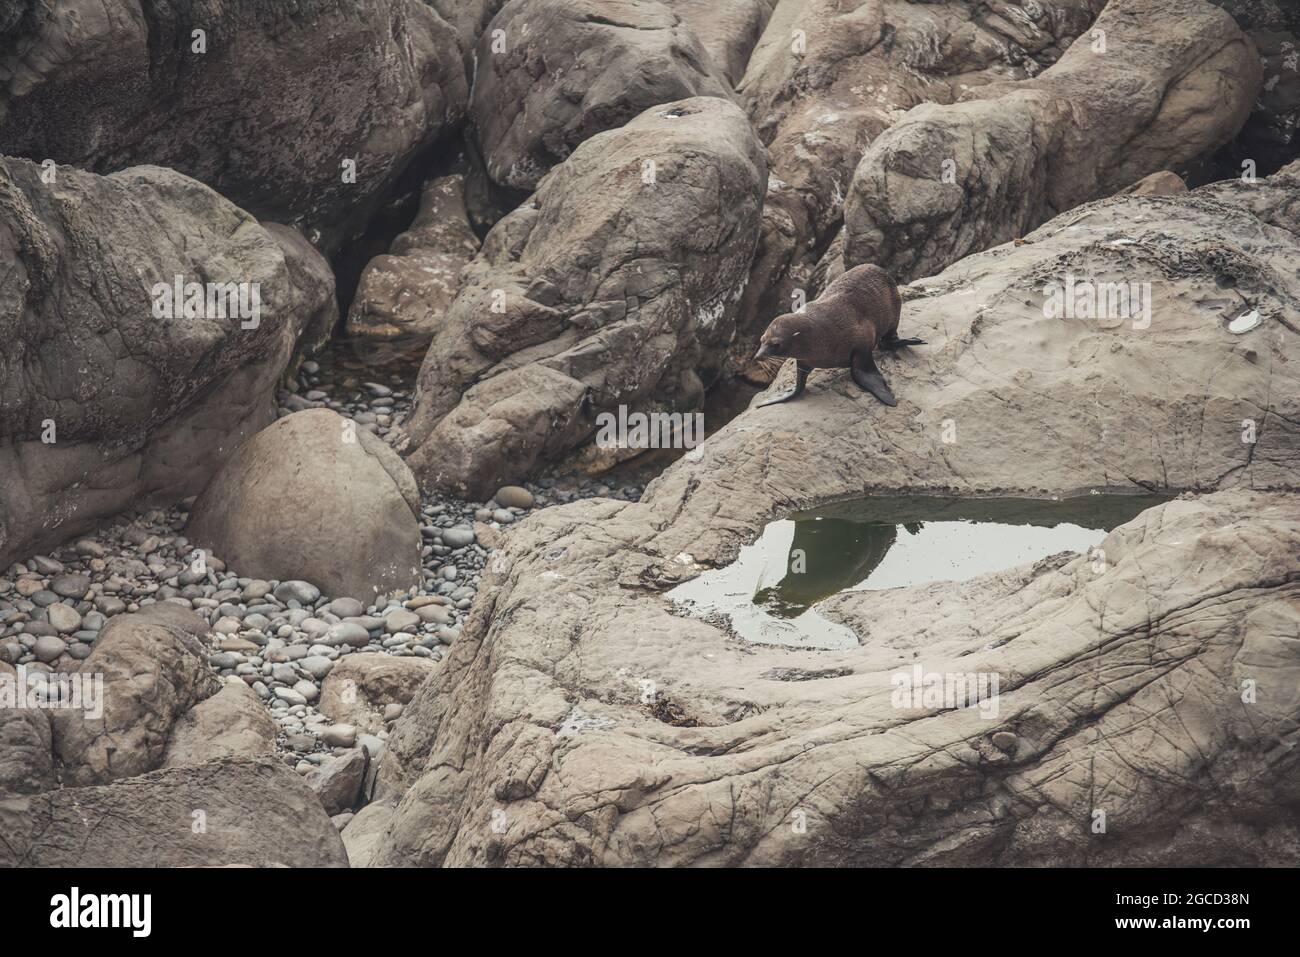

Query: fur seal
[{"left": 752, "top": 263, "right": 923, "bottom": 407}]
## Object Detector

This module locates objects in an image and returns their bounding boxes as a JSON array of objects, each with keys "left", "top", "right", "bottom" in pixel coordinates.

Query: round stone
[
  {"left": 441, "top": 527, "right": 476, "bottom": 549},
  {"left": 323, "top": 622, "right": 371, "bottom": 647},
  {"left": 45, "top": 603, "right": 83, "bottom": 634},
  {"left": 274, "top": 687, "right": 308, "bottom": 707},
  {"left": 384, "top": 609, "right": 421, "bottom": 634},
  {"left": 494, "top": 485, "right": 534, "bottom": 509},
  {"left": 320, "top": 724, "right": 357, "bottom": 748},
  {"left": 274, "top": 580, "right": 321, "bottom": 605},
  {"left": 50, "top": 574, "right": 91, "bottom": 599},
  {"left": 32, "top": 635, "right": 67, "bottom": 663},
  {"left": 327, "top": 597, "right": 365, "bottom": 618}
]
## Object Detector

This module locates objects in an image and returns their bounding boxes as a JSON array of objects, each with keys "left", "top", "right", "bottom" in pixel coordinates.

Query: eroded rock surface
[
  {"left": 0, "top": 757, "right": 349, "bottom": 867},
  {"left": 0, "top": 0, "right": 468, "bottom": 249},
  {"left": 50, "top": 604, "right": 219, "bottom": 787},
  {"left": 160, "top": 678, "right": 278, "bottom": 768},
  {"left": 364, "top": 165, "right": 1300, "bottom": 867},
  {"left": 733, "top": 0, "right": 1102, "bottom": 370},
  {"left": 346, "top": 175, "right": 480, "bottom": 341},
  {"left": 469, "top": 0, "right": 733, "bottom": 194},
  {"left": 844, "top": 0, "right": 1262, "bottom": 281},
  {"left": 0, "top": 158, "right": 333, "bottom": 571},
  {"left": 187, "top": 409, "right": 423, "bottom": 603},
  {"left": 400, "top": 96, "right": 767, "bottom": 497}
]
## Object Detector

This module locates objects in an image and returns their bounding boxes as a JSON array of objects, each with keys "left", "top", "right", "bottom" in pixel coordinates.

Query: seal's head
[{"left": 754, "top": 313, "right": 805, "bottom": 360}]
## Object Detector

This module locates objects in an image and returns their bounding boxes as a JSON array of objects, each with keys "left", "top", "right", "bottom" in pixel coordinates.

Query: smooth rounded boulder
[
  {"left": 186, "top": 409, "right": 423, "bottom": 602},
  {"left": 470, "top": 0, "right": 733, "bottom": 193}
]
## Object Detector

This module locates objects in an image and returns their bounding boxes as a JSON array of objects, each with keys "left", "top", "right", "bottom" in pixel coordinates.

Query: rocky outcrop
[
  {"left": 319, "top": 653, "right": 438, "bottom": 734},
  {"left": 160, "top": 678, "right": 278, "bottom": 769},
  {"left": 668, "top": 0, "right": 775, "bottom": 86},
  {"left": 0, "top": 158, "right": 334, "bottom": 572},
  {"left": 399, "top": 96, "right": 767, "bottom": 497},
  {"left": 843, "top": 0, "right": 1262, "bottom": 281},
  {"left": 0, "top": 757, "right": 349, "bottom": 867},
  {"left": 50, "top": 605, "right": 220, "bottom": 787},
  {"left": 346, "top": 175, "right": 480, "bottom": 341},
  {"left": 732, "top": 0, "right": 1102, "bottom": 370},
  {"left": 0, "top": 661, "right": 53, "bottom": 797},
  {"left": 186, "top": 409, "right": 423, "bottom": 603},
  {"left": 364, "top": 165, "right": 1300, "bottom": 867},
  {"left": 0, "top": 0, "right": 468, "bottom": 250},
  {"left": 469, "top": 0, "right": 733, "bottom": 194}
]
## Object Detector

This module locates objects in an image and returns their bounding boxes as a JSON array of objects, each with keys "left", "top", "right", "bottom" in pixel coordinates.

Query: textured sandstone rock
[
  {"left": 370, "top": 490, "right": 1300, "bottom": 866},
  {"left": 844, "top": 0, "right": 1262, "bottom": 281},
  {"left": 400, "top": 96, "right": 767, "bottom": 497},
  {"left": 668, "top": 0, "right": 775, "bottom": 86},
  {"left": 0, "top": 661, "right": 53, "bottom": 797},
  {"left": 0, "top": 757, "right": 349, "bottom": 867},
  {"left": 160, "top": 678, "right": 278, "bottom": 768},
  {"left": 365, "top": 167, "right": 1300, "bottom": 867},
  {"left": 186, "top": 409, "right": 423, "bottom": 603},
  {"left": 733, "top": 0, "right": 1101, "bottom": 369},
  {"left": 320, "top": 653, "right": 438, "bottom": 734},
  {"left": 346, "top": 175, "right": 480, "bottom": 341},
  {"left": 469, "top": 0, "right": 733, "bottom": 194},
  {"left": 50, "top": 605, "right": 220, "bottom": 787},
  {"left": 0, "top": 0, "right": 468, "bottom": 250},
  {"left": 0, "top": 158, "right": 333, "bottom": 571}
]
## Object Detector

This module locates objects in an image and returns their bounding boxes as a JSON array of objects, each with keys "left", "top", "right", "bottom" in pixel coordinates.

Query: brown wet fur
[{"left": 756, "top": 264, "right": 902, "bottom": 369}]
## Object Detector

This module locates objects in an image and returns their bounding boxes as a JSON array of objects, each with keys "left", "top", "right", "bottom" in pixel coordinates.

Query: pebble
[
  {"left": 441, "top": 527, "right": 475, "bottom": 548},
  {"left": 32, "top": 635, "right": 67, "bottom": 663},
  {"left": 274, "top": 687, "right": 308, "bottom": 707},
  {"left": 274, "top": 580, "right": 321, "bottom": 605},
  {"left": 494, "top": 485, "right": 534, "bottom": 509},
  {"left": 327, "top": 597, "right": 365, "bottom": 618},
  {"left": 323, "top": 622, "right": 371, "bottom": 647},
  {"left": 50, "top": 574, "right": 92, "bottom": 599},
  {"left": 320, "top": 724, "right": 357, "bottom": 748},
  {"left": 46, "top": 603, "right": 83, "bottom": 633},
  {"left": 384, "top": 608, "right": 421, "bottom": 634}
]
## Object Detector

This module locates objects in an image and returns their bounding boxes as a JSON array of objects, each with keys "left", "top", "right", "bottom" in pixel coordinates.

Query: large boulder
[
  {"left": 0, "top": 757, "right": 349, "bottom": 867},
  {"left": 668, "top": 0, "right": 775, "bottom": 86},
  {"left": 399, "top": 96, "right": 767, "bottom": 497},
  {"left": 50, "top": 604, "right": 219, "bottom": 787},
  {"left": 0, "top": 0, "right": 468, "bottom": 250},
  {"left": 186, "top": 409, "right": 423, "bottom": 603},
  {"left": 365, "top": 166, "right": 1300, "bottom": 867},
  {"left": 346, "top": 175, "right": 480, "bottom": 341},
  {"left": 469, "top": 0, "right": 733, "bottom": 194},
  {"left": 371, "top": 489, "right": 1300, "bottom": 867},
  {"left": 0, "top": 157, "right": 333, "bottom": 571},
  {"left": 843, "top": 0, "right": 1263, "bottom": 281},
  {"left": 160, "top": 678, "right": 278, "bottom": 769}
]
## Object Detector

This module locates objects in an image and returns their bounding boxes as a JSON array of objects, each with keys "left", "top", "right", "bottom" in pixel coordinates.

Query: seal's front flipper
[
  {"left": 852, "top": 350, "right": 897, "bottom": 406},
  {"left": 756, "top": 362, "right": 810, "bottom": 408},
  {"left": 879, "top": 330, "right": 926, "bottom": 350}
]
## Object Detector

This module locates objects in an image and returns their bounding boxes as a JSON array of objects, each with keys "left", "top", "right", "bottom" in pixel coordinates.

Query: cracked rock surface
[
  {"left": 399, "top": 96, "right": 767, "bottom": 498},
  {"left": 364, "top": 165, "right": 1300, "bottom": 867},
  {"left": 843, "top": 0, "right": 1263, "bottom": 281}
]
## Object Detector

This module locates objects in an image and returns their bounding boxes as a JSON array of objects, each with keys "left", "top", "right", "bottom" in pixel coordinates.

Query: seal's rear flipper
[
  {"left": 756, "top": 362, "right": 810, "bottom": 408},
  {"left": 852, "top": 350, "right": 897, "bottom": 406},
  {"left": 879, "top": 331, "right": 926, "bottom": 350}
]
